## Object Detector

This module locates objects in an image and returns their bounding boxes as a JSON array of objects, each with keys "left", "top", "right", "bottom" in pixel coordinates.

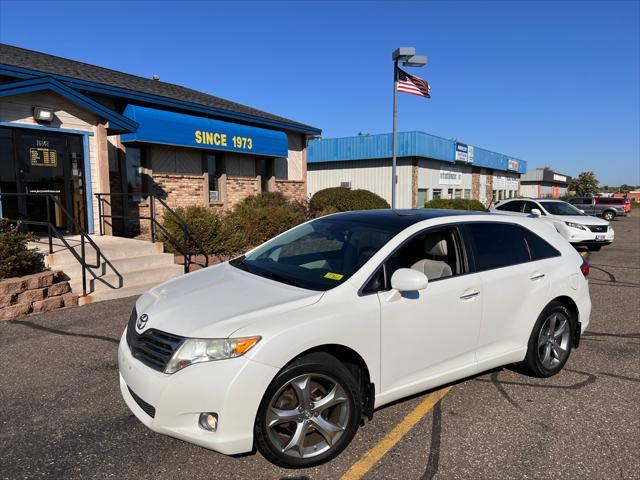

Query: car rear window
[{"left": 596, "top": 198, "right": 624, "bottom": 204}]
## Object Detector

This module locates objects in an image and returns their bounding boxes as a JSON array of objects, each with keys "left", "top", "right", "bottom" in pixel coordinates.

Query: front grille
[
  {"left": 587, "top": 225, "right": 608, "bottom": 233},
  {"left": 128, "top": 387, "right": 156, "bottom": 418},
  {"left": 126, "top": 307, "right": 185, "bottom": 372}
]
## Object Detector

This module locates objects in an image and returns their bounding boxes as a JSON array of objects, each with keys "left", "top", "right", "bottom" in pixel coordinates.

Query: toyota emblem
[{"left": 136, "top": 314, "right": 149, "bottom": 331}]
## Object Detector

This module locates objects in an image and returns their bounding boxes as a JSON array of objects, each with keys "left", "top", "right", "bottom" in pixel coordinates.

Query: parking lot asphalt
[{"left": 1, "top": 215, "right": 638, "bottom": 480}]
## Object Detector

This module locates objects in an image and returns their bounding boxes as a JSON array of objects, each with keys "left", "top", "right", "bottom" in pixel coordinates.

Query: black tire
[
  {"left": 254, "top": 352, "right": 361, "bottom": 468},
  {"left": 603, "top": 210, "right": 615, "bottom": 221},
  {"left": 519, "top": 301, "right": 575, "bottom": 378},
  {"left": 588, "top": 245, "right": 602, "bottom": 252}
]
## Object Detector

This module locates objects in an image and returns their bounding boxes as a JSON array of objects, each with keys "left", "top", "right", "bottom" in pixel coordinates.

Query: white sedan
[
  {"left": 118, "top": 209, "right": 591, "bottom": 468},
  {"left": 491, "top": 198, "right": 614, "bottom": 251}
]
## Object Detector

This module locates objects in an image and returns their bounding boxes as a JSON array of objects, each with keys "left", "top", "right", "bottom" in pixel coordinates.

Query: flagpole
[{"left": 391, "top": 60, "right": 398, "bottom": 210}]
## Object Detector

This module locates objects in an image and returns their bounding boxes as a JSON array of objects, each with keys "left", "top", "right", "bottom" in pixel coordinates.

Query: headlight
[
  {"left": 565, "top": 221, "right": 587, "bottom": 230},
  {"left": 165, "top": 336, "right": 261, "bottom": 374}
]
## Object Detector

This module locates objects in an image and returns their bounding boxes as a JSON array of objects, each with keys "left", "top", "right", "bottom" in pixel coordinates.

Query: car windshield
[
  {"left": 540, "top": 201, "right": 586, "bottom": 216},
  {"left": 230, "top": 217, "right": 401, "bottom": 291}
]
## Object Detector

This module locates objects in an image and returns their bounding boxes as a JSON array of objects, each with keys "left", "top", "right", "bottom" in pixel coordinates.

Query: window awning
[{"left": 121, "top": 105, "right": 288, "bottom": 157}]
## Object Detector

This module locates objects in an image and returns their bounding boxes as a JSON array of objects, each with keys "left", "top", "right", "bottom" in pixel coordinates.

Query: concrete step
[
  {"left": 45, "top": 240, "right": 164, "bottom": 269},
  {"left": 78, "top": 281, "right": 169, "bottom": 305},
  {"left": 58, "top": 252, "right": 176, "bottom": 279},
  {"left": 70, "top": 264, "right": 183, "bottom": 295}
]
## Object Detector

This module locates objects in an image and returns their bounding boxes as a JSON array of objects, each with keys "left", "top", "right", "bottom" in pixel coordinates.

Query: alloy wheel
[
  {"left": 265, "top": 373, "right": 351, "bottom": 459},
  {"left": 537, "top": 312, "right": 571, "bottom": 369}
]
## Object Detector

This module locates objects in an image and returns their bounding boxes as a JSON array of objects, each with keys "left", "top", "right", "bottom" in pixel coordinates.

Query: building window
[
  {"left": 454, "top": 189, "right": 462, "bottom": 199},
  {"left": 433, "top": 189, "right": 442, "bottom": 200},
  {"left": 126, "top": 147, "right": 144, "bottom": 202},
  {"left": 463, "top": 189, "right": 471, "bottom": 199},
  {"left": 417, "top": 188, "right": 428, "bottom": 208},
  {"left": 207, "top": 155, "right": 220, "bottom": 202},
  {"left": 448, "top": 188, "right": 454, "bottom": 199}
]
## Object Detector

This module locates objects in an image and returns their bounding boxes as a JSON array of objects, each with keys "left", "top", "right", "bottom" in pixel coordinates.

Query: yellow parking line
[{"left": 341, "top": 386, "right": 451, "bottom": 480}]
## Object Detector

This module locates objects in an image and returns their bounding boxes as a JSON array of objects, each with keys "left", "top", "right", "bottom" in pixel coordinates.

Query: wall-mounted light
[{"left": 33, "top": 107, "right": 54, "bottom": 122}]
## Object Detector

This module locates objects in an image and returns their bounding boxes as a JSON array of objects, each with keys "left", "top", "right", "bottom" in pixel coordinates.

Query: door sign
[{"left": 30, "top": 147, "right": 58, "bottom": 167}]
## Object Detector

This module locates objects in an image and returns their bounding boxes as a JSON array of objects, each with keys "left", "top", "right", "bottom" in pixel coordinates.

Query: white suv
[
  {"left": 491, "top": 198, "right": 614, "bottom": 251},
  {"left": 118, "top": 210, "right": 591, "bottom": 468}
]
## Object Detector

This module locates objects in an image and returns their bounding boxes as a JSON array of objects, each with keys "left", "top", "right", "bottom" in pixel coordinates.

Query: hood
[
  {"left": 135, "top": 262, "right": 323, "bottom": 338},
  {"left": 557, "top": 215, "right": 609, "bottom": 226}
]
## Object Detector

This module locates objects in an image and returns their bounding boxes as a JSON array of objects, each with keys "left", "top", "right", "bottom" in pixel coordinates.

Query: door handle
[
  {"left": 460, "top": 290, "right": 480, "bottom": 300},
  {"left": 530, "top": 273, "right": 546, "bottom": 281}
]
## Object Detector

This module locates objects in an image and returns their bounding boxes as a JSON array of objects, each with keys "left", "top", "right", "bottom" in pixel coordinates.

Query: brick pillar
[
  {"left": 411, "top": 158, "right": 419, "bottom": 208},
  {"left": 471, "top": 167, "right": 481, "bottom": 201},
  {"left": 485, "top": 171, "right": 494, "bottom": 207}
]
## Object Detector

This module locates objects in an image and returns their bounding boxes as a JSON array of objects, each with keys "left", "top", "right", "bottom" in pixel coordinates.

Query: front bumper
[
  {"left": 567, "top": 227, "right": 614, "bottom": 246},
  {"left": 118, "top": 331, "right": 278, "bottom": 455}
]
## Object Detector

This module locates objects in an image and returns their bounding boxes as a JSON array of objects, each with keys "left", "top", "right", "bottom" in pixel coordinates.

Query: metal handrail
[
  {"left": 0, "top": 192, "right": 123, "bottom": 296},
  {"left": 94, "top": 192, "right": 209, "bottom": 273}
]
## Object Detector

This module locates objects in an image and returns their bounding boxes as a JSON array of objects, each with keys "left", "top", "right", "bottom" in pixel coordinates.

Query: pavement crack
[
  {"left": 597, "top": 372, "right": 640, "bottom": 383},
  {"left": 9, "top": 320, "right": 119, "bottom": 345},
  {"left": 421, "top": 400, "right": 443, "bottom": 480}
]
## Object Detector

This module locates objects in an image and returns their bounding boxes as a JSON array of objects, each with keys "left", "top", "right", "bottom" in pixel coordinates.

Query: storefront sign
[
  {"left": 439, "top": 167, "right": 463, "bottom": 185},
  {"left": 121, "top": 105, "right": 288, "bottom": 157},
  {"left": 455, "top": 143, "right": 473, "bottom": 163},
  {"left": 30, "top": 147, "right": 58, "bottom": 167},
  {"left": 493, "top": 175, "right": 507, "bottom": 189},
  {"left": 507, "top": 159, "right": 519, "bottom": 171},
  {"left": 553, "top": 173, "right": 567, "bottom": 182}
]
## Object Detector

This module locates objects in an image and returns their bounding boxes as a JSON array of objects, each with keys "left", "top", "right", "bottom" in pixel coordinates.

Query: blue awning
[{"left": 121, "top": 105, "right": 288, "bottom": 157}]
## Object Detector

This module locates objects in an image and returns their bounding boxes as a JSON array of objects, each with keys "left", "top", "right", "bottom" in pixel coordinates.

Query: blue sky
[{"left": 1, "top": 0, "right": 638, "bottom": 185}]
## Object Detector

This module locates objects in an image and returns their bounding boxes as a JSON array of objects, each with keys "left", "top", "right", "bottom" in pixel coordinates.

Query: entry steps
[{"left": 30, "top": 235, "right": 183, "bottom": 305}]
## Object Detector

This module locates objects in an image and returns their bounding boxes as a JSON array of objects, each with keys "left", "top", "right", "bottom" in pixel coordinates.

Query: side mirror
[
  {"left": 530, "top": 208, "right": 542, "bottom": 217},
  {"left": 579, "top": 209, "right": 585, "bottom": 214},
  {"left": 390, "top": 268, "right": 428, "bottom": 292}
]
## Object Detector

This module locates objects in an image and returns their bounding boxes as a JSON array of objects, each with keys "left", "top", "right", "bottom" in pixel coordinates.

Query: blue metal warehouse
[{"left": 307, "top": 131, "right": 527, "bottom": 208}]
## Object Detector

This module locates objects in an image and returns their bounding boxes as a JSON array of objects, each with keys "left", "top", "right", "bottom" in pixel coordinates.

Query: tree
[
  {"left": 619, "top": 184, "right": 633, "bottom": 194},
  {"left": 570, "top": 171, "right": 599, "bottom": 197}
]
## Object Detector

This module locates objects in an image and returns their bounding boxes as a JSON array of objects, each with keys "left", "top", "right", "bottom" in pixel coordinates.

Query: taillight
[{"left": 580, "top": 259, "right": 590, "bottom": 277}]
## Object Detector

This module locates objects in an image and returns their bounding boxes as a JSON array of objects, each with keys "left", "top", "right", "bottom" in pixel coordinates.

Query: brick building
[{"left": 0, "top": 44, "right": 320, "bottom": 236}]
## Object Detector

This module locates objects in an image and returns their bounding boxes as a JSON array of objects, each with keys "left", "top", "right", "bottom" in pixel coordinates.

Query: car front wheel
[
  {"left": 254, "top": 352, "right": 361, "bottom": 468},
  {"left": 603, "top": 210, "right": 615, "bottom": 221},
  {"left": 519, "top": 301, "right": 575, "bottom": 377}
]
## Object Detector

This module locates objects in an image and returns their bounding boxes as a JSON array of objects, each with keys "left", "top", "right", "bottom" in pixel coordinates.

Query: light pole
[{"left": 391, "top": 47, "right": 427, "bottom": 209}]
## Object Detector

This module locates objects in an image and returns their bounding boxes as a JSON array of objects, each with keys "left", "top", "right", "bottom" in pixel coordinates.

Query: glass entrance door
[{"left": 1, "top": 127, "right": 87, "bottom": 233}]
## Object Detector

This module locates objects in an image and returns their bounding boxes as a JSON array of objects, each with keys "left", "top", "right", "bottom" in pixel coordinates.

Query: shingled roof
[{"left": 0, "top": 43, "right": 320, "bottom": 133}]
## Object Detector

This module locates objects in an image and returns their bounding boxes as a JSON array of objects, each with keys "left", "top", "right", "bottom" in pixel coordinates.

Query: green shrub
[
  {"left": 0, "top": 220, "right": 45, "bottom": 280},
  {"left": 309, "top": 187, "right": 389, "bottom": 216},
  {"left": 161, "top": 205, "right": 222, "bottom": 256},
  {"left": 162, "top": 193, "right": 307, "bottom": 259},
  {"left": 225, "top": 192, "right": 306, "bottom": 253},
  {"left": 423, "top": 198, "right": 487, "bottom": 211}
]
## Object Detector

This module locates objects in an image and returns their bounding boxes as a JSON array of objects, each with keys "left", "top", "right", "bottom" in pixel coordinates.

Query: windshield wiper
[
  {"left": 254, "top": 269, "right": 308, "bottom": 289},
  {"left": 229, "top": 255, "right": 250, "bottom": 272}
]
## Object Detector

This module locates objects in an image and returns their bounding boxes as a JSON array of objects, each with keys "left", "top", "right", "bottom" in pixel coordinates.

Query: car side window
[
  {"left": 522, "top": 201, "right": 539, "bottom": 214},
  {"left": 568, "top": 198, "right": 580, "bottom": 205},
  {"left": 361, "top": 266, "right": 386, "bottom": 295},
  {"left": 465, "top": 222, "right": 531, "bottom": 271},
  {"left": 496, "top": 200, "right": 524, "bottom": 212},
  {"left": 523, "top": 230, "right": 561, "bottom": 260},
  {"left": 385, "top": 227, "right": 464, "bottom": 284}
]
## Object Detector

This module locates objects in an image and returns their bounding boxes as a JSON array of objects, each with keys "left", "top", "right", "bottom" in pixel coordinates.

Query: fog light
[{"left": 199, "top": 412, "right": 218, "bottom": 431}]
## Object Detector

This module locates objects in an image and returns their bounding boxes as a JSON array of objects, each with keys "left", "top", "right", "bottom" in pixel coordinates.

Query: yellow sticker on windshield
[{"left": 324, "top": 272, "right": 344, "bottom": 281}]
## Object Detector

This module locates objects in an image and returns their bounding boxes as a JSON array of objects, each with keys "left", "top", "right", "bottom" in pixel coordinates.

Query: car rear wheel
[
  {"left": 519, "top": 301, "right": 574, "bottom": 377},
  {"left": 254, "top": 352, "right": 361, "bottom": 468},
  {"left": 603, "top": 210, "right": 615, "bottom": 221}
]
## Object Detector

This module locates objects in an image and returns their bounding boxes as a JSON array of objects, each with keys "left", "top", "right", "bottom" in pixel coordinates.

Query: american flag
[{"left": 396, "top": 67, "right": 431, "bottom": 98}]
